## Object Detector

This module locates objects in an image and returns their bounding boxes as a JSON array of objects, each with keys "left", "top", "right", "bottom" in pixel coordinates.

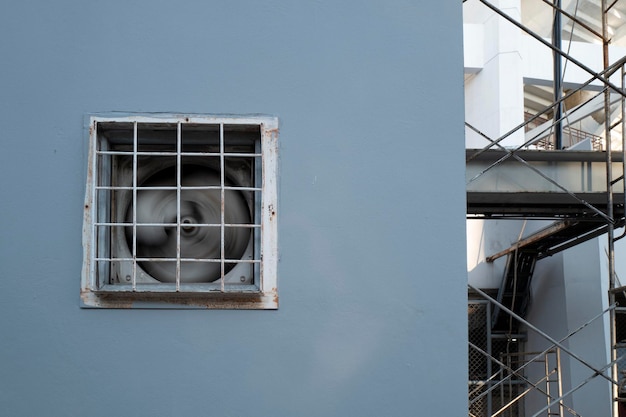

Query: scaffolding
[{"left": 465, "top": 0, "right": 626, "bottom": 415}]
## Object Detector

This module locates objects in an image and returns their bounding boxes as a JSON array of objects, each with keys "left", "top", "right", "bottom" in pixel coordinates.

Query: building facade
[{"left": 0, "top": 1, "right": 467, "bottom": 416}]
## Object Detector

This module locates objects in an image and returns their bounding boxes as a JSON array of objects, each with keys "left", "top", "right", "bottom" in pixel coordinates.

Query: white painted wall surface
[{"left": 464, "top": 0, "right": 525, "bottom": 148}]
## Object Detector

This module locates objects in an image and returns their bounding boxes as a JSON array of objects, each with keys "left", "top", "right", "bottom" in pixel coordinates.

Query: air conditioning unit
[{"left": 82, "top": 115, "right": 278, "bottom": 309}]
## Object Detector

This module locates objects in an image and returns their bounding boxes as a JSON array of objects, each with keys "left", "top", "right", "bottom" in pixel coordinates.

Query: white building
[{"left": 465, "top": 1, "right": 626, "bottom": 416}]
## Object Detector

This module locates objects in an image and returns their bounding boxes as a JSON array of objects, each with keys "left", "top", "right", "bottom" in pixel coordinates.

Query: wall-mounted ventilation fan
[
  {"left": 126, "top": 164, "right": 251, "bottom": 283},
  {"left": 94, "top": 122, "right": 260, "bottom": 287},
  {"left": 83, "top": 115, "right": 278, "bottom": 308}
]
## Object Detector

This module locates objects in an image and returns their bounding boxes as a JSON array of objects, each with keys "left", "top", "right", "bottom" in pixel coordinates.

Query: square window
[{"left": 81, "top": 115, "right": 278, "bottom": 309}]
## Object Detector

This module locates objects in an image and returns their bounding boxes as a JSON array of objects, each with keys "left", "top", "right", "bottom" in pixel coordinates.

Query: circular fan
[{"left": 126, "top": 165, "right": 251, "bottom": 283}]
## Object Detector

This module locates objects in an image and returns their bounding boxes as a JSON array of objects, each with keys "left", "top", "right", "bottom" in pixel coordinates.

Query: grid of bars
[{"left": 91, "top": 119, "right": 263, "bottom": 293}]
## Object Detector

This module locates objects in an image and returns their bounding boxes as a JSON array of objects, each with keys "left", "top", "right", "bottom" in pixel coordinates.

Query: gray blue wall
[{"left": 0, "top": 1, "right": 467, "bottom": 416}]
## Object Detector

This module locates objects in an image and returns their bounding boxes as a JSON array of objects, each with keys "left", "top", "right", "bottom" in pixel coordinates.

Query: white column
[{"left": 464, "top": 0, "right": 525, "bottom": 148}]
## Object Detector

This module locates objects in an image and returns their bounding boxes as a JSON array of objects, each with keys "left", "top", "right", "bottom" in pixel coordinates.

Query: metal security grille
[{"left": 82, "top": 115, "right": 279, "bottom": 309}]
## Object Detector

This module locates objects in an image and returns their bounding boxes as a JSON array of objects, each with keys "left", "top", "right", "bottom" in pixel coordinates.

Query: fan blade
[
  {"left": 127, "top": 165, "right": 252, "bottom": 283},
  {"left": 134, "top": 189, "right": 176, "bottom": 246}
]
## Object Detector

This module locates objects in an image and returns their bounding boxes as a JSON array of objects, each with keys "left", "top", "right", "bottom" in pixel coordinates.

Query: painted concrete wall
[
  {"left": 561, "top": 240, "right": 612, "bottom": 416},
  {"left": 525, "top": 239, "right": 612, "bottom": 417},
  {"left": 0, "top": 1, "right": 467, "bottom": 416}
]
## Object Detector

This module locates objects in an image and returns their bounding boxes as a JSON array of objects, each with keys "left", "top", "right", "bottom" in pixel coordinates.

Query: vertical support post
[
  {"left": 556, "top": 348, "right": 564, "bottom": 417},
  {"left": 132, "top": 121, "right": 138, "bottom": 292},
  {"left": 553, "top": 0, "right": 563, "bottom": 149},
  {"left": 545, "top": 351, "right": 552, "bottom": 416},
  {"left": 487, "top": 302, "right": 493, "bottom": 416},
  {"left": 622, "top": 64, "right": 626, "bottom": 213},
  {"left": 176, "top": 122, "right": 182, "bottom": 292},
  {"left": 602, "top": 2, "right": 618, "bottom": 416}
]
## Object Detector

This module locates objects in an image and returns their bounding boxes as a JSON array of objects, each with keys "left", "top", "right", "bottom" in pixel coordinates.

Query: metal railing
[{"left": 523, "top": 112, "right": 603, "bottom": 151}]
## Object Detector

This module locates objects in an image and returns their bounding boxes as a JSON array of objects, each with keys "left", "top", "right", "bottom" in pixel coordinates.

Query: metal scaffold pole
[
  {"left": 553, "top": 0, "right": 563, "bottom": 150},
  {"left": 602, "top": 1, "right": 619, "bottom": 415}
]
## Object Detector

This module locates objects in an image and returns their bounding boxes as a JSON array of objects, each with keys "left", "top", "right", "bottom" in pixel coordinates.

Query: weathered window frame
[{"left": 81, "top": 114, "right": 278, "bottom": 309}]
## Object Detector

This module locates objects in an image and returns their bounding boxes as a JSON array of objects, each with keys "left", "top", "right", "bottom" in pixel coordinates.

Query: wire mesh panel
[
  {"left": 469, "top": 300, "right": 526, "bottom": 417},
  {"left": 470, "top": 303, "right": 490, "bottom": 381},
  {"left": 469, "top": 302, "right": 491, "bottom": 417},
  {"left": 469, "top": 383, "right": 488, "bottom": 417}
]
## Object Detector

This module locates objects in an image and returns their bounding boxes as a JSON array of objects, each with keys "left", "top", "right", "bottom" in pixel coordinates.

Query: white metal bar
[
  {"left": 96, "top": 186, "right": 262, "bottom": 192},
  {"left": 90, "top": 114, "right": 274, "bottom": 126},
  {"left": 90, "top": 120, "right": 98, "bottom": 289},
  {"left": 556, "top": 348, "right": 564, "bottom": 417},
  {"left": 176, "top": 122, "right": 182, "bottom": 291},
  {"left": 545, "top": 350, "right": 552, "bottom": 415},
  {"left": 260, "top": 121, "right": 279, "bottom": 295},
  {"left": 96, "top": 256, "right": 261, "bottom": 263},
  {"left": 220, "top": 123, "right": 225, "bottom": 292},
  {"left": 183, "top": 152, "right": 262, "bottom": 157},
  {"left": 97, "top": 151, "right": 179, "bottom": 156},
  {"left": 95, "top": 223, "right": 259, "bottom": 228},
  {"left": 132, "top": 122, "right": 138, "bottom": 291},
  {"left": 95, "top": 151, "right": 262, "bottom": 157}
]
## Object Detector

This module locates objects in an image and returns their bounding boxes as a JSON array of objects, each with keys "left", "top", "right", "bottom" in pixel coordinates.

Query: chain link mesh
[
  {"left": 469, "top": 303, "right": 488, "bottom": 381},
  {"left": 469, "top": 301, "right": 524, "bottom": 417}
]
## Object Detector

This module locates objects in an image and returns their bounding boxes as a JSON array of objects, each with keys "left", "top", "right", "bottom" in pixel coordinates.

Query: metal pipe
[
  {"left": 545, "top": 349, "right": 553, "bottom": 415},
  {"left": 602, "top": 2, "right": 619, "bottom": 415},
  {"left": 557, "top": 348, "right": 565, "bottom": 417},
  {"left": 613, "top": 65, "right": 626, "bottom": 243},
  {"left": 554, "top": 0, "right": 563, "bottom": 149}
]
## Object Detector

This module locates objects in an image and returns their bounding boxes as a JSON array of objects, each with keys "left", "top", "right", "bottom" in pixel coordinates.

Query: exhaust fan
[
  {"left": 82, "top": 115, "right": 278, "bottom": 309},
  {"left": 114, "top": 158, "right": 255, "bottom": 285}
]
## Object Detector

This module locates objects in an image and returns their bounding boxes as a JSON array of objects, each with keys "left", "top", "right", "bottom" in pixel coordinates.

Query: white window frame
[{"left": 81, "top": 114, "right": 278, "bottom": 309}]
